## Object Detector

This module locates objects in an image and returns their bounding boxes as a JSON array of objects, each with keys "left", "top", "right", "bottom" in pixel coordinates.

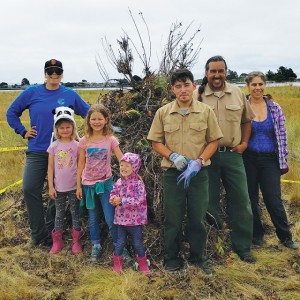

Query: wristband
[{"left": 198, "top": 156, "right": 205, "bottom": 167}]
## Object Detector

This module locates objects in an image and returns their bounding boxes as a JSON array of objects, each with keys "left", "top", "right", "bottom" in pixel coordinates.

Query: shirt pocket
[
  {"left": 189, "top": 122, "right": 207, "bottom": 145},
  {"left": 164, "top": 124, "right": 180, "bottom": 146},
  {"left": 225, "top": 104, "right": 241, "bottom": 122}
]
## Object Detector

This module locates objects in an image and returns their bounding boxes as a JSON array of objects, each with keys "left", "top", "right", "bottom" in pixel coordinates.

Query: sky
[{"left": 1, "top": 0, "right": 299, "bottom": 85}]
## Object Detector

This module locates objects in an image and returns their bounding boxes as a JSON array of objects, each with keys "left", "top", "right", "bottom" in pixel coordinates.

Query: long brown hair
[{"left": 83, "top": 104, "right": 114, "bottom": 137}]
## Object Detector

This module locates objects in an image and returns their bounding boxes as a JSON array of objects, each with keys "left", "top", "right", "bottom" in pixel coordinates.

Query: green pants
[
  {"left": 163, "top": 168, "right": 209, "bottom": 263},
  {"left": 207, "top": 151, "right": 253, "bottom": 256}
]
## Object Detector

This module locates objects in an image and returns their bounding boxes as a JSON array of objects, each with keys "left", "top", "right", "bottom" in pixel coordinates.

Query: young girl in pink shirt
[
  {"left": 76, "top": 104, "right": 123, "bottom": 262},
  {"left": 47, "top": 106, "right": 83, "bottom": 255}
]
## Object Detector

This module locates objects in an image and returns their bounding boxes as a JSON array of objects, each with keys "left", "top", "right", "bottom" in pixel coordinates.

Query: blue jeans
[
  {"left": 23, "top": 151, "right": 56, "bottom": 242},
  {"left": 114, "top": 225, "right": 145, "bottom": 257},
  {"left": 82, "top": 186, "right": 117, "bottom": 245}
]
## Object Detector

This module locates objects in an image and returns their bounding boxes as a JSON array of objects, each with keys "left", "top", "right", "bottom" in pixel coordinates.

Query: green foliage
[
  {"left": 125, "top": 109, "right": 141, "bottom": 119},
  {"left": 153, "top": 74, "right": 169, "bottom": 89},
  {"left": 216, "top": 236, "right": 225, "bottom": 256},
  {"left": 21, "top": 78, "right": 30, "bottom": 86},
  {"left": 266, "top": 66, "right": 297, "bottom": 82},
  {"left": 226, "top": 69, "right": 239, "bottom": 81},
  {"left": 136, "top": 138, "right": 150, "bottom": 150},
  {"left": 0, "top": 82, "right": 8, "bottom": 88}
]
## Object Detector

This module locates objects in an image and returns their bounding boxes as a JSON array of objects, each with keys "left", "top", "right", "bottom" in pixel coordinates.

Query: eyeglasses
[{"left": 45, "top": 67, "right": 63, "bottom": 76}]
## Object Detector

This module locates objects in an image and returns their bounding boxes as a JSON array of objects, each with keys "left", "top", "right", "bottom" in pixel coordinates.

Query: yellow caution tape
[
  {"left": 0, "top": 121, "right": 30, "bottom": 124},
  {"left": 281, "top": 179, "right": 300, "bottom": 184},
  {"left": 0, "top": 180, "right": 22, "bottom": 195},
  {"left": 0, "top": 146, "right": 27, "bottom": 152},
  {"left": 0, "top": 179, "right": 299, "bottom": 196}
]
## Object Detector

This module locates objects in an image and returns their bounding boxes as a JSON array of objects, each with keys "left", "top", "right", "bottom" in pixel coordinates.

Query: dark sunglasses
[{"left": 45, "top": 67, "right": 63, "bottom": 76}]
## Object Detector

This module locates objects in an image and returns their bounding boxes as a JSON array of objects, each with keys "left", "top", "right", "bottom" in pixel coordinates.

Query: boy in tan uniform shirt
[{"left": 148, "top": 69, "right": 223, "bottom": 274}]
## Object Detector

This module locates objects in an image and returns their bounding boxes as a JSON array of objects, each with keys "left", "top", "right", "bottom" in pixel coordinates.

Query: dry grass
[{"left": 0, "top": 87, "right": 300, "bottom": 299}]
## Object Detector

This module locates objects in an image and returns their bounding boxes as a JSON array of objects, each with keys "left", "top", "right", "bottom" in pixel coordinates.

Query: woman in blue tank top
[{"left": 243, "top": 71, "right": 297, "bottom": 250}]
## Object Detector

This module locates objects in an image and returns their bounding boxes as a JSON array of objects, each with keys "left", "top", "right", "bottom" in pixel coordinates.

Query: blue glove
[
  {"left": 177, "top": 160, "right": 201, "bottom": 189},
  {"left": 169, "top": 152, "right": 189, "bottom": 171},
  {"left": 112, "top": 126, "right": 123, "bottom": 134}
]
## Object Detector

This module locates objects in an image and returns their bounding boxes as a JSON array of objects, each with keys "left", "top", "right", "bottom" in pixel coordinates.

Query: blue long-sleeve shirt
[{"left": 6, "top": 84, "right": 90, "bottom": 152}]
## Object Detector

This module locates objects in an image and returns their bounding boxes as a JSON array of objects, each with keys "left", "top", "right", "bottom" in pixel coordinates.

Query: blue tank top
[{"left": 248, "top": 108, "right": 276, "bottom": 153}]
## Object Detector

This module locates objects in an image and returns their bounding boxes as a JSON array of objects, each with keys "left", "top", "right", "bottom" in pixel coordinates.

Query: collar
[
  {"left": 204, "top": 81, "right": 233, "bottom": 96},
  {"left": 168, "top": 99, "right": 204, "bottom": 115}
]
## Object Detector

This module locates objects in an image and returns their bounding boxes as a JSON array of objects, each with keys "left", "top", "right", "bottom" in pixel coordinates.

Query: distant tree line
[
  {"left": 265, "top": 66, "right": 297, "bottom": 82},
  {"left": 225, "top": 66, "right": 297, "bottom": 83},
  {"left": 0, "top": 79, "right": 105, "bottom": 89},
  {"left": 0, "top": 66, "right": 298, "bottom": 89}
]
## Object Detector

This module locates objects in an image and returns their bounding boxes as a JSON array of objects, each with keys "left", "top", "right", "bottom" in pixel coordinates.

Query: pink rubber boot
[
  {"left": 72, "top": 228, "right": 83, "bottom": 254},
  {"left": 113, "top": 253, "right": 123, "bottom": 273},
  {"left": 49, "top": 229, "right": 63, "bottom": 254},
  {"left": 136, "top": 255, "right": 150, "bottom": 275}
]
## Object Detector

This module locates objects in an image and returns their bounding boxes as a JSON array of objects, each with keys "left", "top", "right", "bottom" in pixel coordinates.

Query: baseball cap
[{"left": 44, "top": 59, "right": 63, "bottom": 70}]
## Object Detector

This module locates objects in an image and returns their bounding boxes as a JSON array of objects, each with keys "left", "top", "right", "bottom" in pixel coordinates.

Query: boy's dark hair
[{"left": 171, "top": 68, "right": 194, "bottom": 85}]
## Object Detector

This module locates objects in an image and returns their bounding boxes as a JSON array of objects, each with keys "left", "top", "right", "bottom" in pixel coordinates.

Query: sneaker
[
  {"left": 90, "top": 245, "right": 102, "bottom": 262},
  {"left": 164, "top": 259, "right": 184, "bottom": 271},
  {"left": 282, "top": 240, "right": 299, "bottom": 250},
  {"left": 239, "top": 254, "right": 256, "bottom": 264},
  {"left": 252, "top": 238, "right": 264, "bottom": 246},
  {"left": 188, "top": 257, "right": 213, "bottom": 276},
  {"left": 200, "top": 263, "right": 213, "bottom": 276},
  {"left": 188, "top": 258, "right": 213, "bottom": 276}
]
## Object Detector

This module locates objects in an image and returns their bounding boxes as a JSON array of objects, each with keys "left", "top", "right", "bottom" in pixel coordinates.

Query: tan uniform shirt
[
  {"left": 193, "top": 82, "right": 255, "bottom": 147},
  {"left": 147, "top": 99, "right": 223, "bottom": 170}
]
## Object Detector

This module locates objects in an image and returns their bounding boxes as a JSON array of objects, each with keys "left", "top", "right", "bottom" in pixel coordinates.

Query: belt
[{"left": 218, "top": 146, "right": 233, "bottom": 152}]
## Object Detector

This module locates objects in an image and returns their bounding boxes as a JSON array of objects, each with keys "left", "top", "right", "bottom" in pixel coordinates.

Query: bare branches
[
  {"left": 95, "top": 53, "right": 109, "bottom": 83},
  {"left": 159, "top": 21, "right": 202, "bottom": 75},
  {"left": 127, "top": 9, "right": 152, "bottom": 78},
  {"left": 98, "top": 36, "right": 139, "bottom": 90},
  {"left": 96, "top": 10, "right": 202, "bottom": 96}
]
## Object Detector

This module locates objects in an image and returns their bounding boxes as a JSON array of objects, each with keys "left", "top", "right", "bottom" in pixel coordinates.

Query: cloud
[{"left": 1, "top": 0, "right": 299, "bottom": 84}]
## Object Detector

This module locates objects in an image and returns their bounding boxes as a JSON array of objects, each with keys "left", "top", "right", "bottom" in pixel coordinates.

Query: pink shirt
[
  {"left": 47, "top": 140, "right": 79, "bottom": 192},
  {"left": 79, "top": 135, "right": 119, "bottom": 185}
]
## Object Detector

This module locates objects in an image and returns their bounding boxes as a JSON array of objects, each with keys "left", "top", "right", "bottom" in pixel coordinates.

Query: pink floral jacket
[{"left": 111, "top": 153, "right": 147, "bottom": 226}]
